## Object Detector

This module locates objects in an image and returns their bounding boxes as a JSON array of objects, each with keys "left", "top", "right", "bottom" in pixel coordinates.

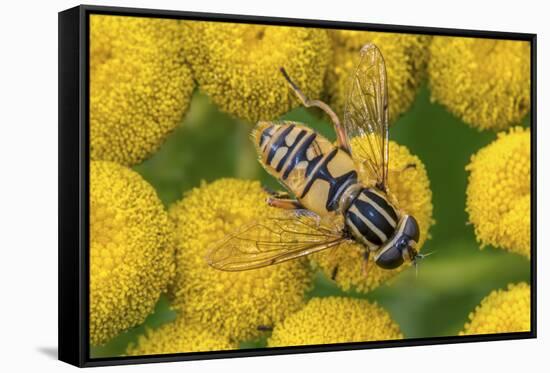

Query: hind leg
[{"left": 280, "top": 67, "right": 350, "bottom": 153}]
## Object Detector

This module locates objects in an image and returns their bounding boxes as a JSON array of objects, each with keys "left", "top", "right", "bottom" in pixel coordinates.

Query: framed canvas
[{"left": 58, "top": 4, "right": 537, "bottom": 367}]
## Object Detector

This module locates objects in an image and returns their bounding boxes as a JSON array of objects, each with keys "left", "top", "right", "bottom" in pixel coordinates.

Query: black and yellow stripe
[
  {"left": 253, "top": 121, "right": 358, "bottom": 216},
  {"left": 345, "top": 187, "right": 399, "bottom": 250}
]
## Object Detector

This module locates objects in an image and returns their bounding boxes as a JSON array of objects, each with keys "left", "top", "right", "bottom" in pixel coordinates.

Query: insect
[{"left": 207, "top": 43, "right": 423, "bottom": 273}]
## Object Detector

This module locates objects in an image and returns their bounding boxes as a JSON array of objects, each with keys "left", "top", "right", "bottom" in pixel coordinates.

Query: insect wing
[
  {"left": 343, "top": 43, "right": 390, "bottom": 190},
  {"left": 206, "top": 210, "right": 348, "bottom": 271}
]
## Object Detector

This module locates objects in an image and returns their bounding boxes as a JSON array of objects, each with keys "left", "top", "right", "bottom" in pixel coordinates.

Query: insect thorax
[
  {"left": 253, "top": 121, "right": 359, "bottom": 216},
  {"left": 344, "top": 187, "right": 400, "bottom": 251}
]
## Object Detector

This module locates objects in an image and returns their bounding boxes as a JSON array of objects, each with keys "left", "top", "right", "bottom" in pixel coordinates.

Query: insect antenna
[{"left": 413, "top": 251, "right": 436, "bottom": 277}]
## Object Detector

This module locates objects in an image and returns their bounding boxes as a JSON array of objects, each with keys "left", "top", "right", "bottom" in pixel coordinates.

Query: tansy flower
[
  {"left": 90, "top": 15, "right": 195, "bottom": 166},
  {"left": 181, "top": 21, "right": 331, "bottom": 123},
  {"left": 325, "top": 31, "right": 431, "bottom": 123},
  {"left": 126, "top": 317, "right": 236, "bottom": 355},
  {"left": 312, "top": 139, "right": 434, "bottom": 292},
  {"left": 460, "top": 282, "right": 530, "bottom": 335},
  {"left": 268, "top": 297, "right": 402, "bottom": 346},
  {"left": 466, "top": 127, "right": 530, "bottom": 258},
  {"left": 428, "top": 37, "right": 530, "bottom": 131},
  {"left": 90, "top": 161, "right": 175, "bottom": 346},
  {"left": 168, "top": 179, "right": 313, "bottom": 342}
]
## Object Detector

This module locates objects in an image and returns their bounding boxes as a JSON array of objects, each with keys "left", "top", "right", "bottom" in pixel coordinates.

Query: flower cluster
[
  {"left": 127, "top": 317, "right": 236, "bottom": 355},
  {"left": 90, "top": 161, "right": 175, "bottom": 346},
  {"left": 268, "top": 297, "right": 402, "bottom": 346},
  {"left": 312, "top": 139, "right": 434, "bottom": 292},
  {"left": 460, "top": 282, "right": 530, "bottom": 335},
  {"left": 325, "top": 31, "right": 431, "bottom": 123},
  {"left": 466, "top": 127, "right": 530, "bottom": 258},
  {"left": 90, "top": 15, "right": 195, "bottom": 166},
  {"left": 168, "top": 179, "right": 313, "bottom": 342},
  {"left": 181, "top": 21, "right": 332, "bottom": 123},
  {"left": 428, "top": 37, "right": 530, "bottom": 131}
]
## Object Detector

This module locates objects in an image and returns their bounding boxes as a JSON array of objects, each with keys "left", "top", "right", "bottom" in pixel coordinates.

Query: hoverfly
[{"left": 207, "top": 43, "right": 423, "bottom": 273}]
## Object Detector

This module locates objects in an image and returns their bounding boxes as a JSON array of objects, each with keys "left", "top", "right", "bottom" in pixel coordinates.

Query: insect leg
[
  {"left": 267, "top": 196, "right": 304, "bottom": 210},
  {"left": 331, "top": 265, "right": 339, "bottom": 281},
  {"left": 262, "top": 186, "right": 291, "bottom": 199},
  {"left": 280, "top": 67, "right": 351, "bottom": 153},
  {"left": 386, "top": 162, "right": 417, "bottom": 182},
  {"left": 381, "top": 164, "right": 418, "bottom": 206},
  {"left": 361, "top": 250, "right": 371, "bottom": 277},
  {"left": 257, "top": 325, "right": 273, "bottom": 332}
]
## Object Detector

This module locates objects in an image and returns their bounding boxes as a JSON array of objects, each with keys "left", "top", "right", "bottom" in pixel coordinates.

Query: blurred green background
[{"left": 91, "top": 84, "right": 530, "bottom": 357}]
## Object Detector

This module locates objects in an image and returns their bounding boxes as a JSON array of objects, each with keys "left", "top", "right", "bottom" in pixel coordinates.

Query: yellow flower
[
  {"left": 460, "top": 282, "right": 530, "bottom": 335},
  {"left": 312, "top": 139, "right": 434, "bottom": 292},
  {"left": 169, "top": 179, "right": 313, "bottom": 342},
  {"left": 466, "top": 127, "right": 530, "bottom": 258},
  {"left": 90, "top": 161, "right": 176, "bottom": 346},
  {"left": 268, "top": 297, "right": 403, "bottom": 346},
  {"left": 127, "top": 317, "right": 236, "bottom": 355},
  {"left": 90, "top": 15, "right": 195, "bottom": 166},
  {"left": 181, "top": 21, "right": 331, "bottom": 123},
  {"left": 428, "top": 37, "right": 530, "bottom": 130},
  {"left": 325, "top": 31, "right": 431, "bottom": 123}
]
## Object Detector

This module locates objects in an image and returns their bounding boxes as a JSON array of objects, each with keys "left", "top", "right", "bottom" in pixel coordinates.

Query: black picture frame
[{"left": 58, "top": 4, "right": 537, "bottom": 368}]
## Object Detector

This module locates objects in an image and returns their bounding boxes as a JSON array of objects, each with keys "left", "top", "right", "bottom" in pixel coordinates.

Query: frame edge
[
  {"left": 58, "top": 5, "right": 85, "bottom": 368},
  {"left": 58, "top": 4, "right": 537, "bottom": 367}
]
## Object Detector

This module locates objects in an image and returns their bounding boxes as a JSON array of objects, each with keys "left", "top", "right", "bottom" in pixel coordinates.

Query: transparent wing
[
  {"left": 343, "top": 43, "right": 390, "bottom": 191},
  {"left": 206, "top": 210, "right": 349, "bottom": 271}
]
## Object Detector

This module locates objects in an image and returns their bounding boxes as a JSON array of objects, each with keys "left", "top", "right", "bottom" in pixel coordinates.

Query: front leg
[
  {"left": 361, "top": 250, "right": 371, "bottom": 277},
  {"left": 383, "top": 162, "right": 418, "bottom": 206},
  {"left": 267, "top": 196, "right": 304, "bottom": 210}
]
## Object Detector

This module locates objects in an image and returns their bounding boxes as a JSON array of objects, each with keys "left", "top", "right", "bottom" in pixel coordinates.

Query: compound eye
[
  {"left": 375, "top": 246, "right": 404, "bottom": 270},
  {"left": 403, "top": 215, "right": 420, "bottom": 243}
]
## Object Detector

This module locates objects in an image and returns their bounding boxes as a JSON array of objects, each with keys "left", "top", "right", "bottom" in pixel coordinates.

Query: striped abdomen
[
  {"left": 253, "top": 121, "right": 358, "bottom": 216},
  {"left": 345, "top": 188, "right": 400, "bottom": 250}
]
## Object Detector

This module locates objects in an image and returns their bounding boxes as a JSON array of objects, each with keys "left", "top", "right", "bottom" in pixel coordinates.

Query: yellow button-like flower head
[
  {"left": 325, "top": 31, "right": 430, "bottom": 123},
  {"left": 466, "top": 127, "right": 530, "bottom": 258},
  {"left": 127, "top": 317, "right": 236, "bottom": 355},
  {"left": 90, "top": 161, "right": 176, "bottom": 346},
  {"left": 312, "top": 139, "right": 434, "bottom": 292},
  {"left": 428, "top": 37, "right": 530, "bottom": 131},
  {"left": 181, "top": 22, "right": 331, "bottom": 123},
  {"left": 90, "top": 15, "right": 195, "bottom": 166},
  {"left": 268, "top": 297, "right": 402, "bottom": 346},
  {"left": 169, "top": 179, "right": 313, "bottom": 342},
  {"left": 460, "top": 282, "right": 530, "bottom": 335}
]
